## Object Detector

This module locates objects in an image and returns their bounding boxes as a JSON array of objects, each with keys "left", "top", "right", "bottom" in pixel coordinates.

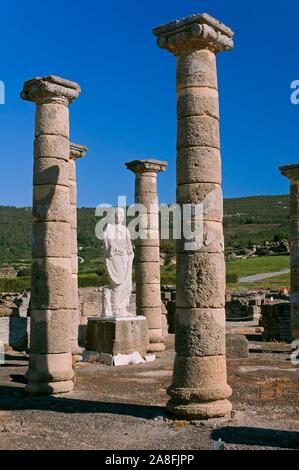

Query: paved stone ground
[{"left": 0, "top": 336, "right": 299, "bottom": 450}]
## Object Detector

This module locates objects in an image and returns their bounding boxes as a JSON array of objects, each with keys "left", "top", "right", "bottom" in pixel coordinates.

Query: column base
[
  {"left": 25, "top": 380, "right": 74, "bottom": 395},
  {"left": 25, "top": 352, "right": 74, "bottom": 395},
  {"left": 167, "top": 398, "right": 232, "bottom": 420},
  {"left": 148, "top": 328, "right": 166, "bottom": 352}
]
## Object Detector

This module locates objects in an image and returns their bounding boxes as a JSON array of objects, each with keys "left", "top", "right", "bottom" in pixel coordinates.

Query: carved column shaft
[
  {"left": 69, "top": 144, "right": 88, "bottom": 356},
  {"left": 21, "top": 75, "right": 81, "bottom": 394},
  {"left": 280, "top": 164, "right": 299, "bottom": 339},
  {"left": 126, "top": 159, "right": 167, "bottom": 352},
  {"left": 154, "top": 13, "right": 234, "bottom": 419}
]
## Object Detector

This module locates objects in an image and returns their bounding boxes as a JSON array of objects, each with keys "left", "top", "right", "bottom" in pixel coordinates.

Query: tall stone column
[
  {"left": 21, "top": 75, "right": 81, "bottom": 394},
  {"left": 126, "top": 160, "right": 167, "bottom": 352},
  {"left": 69, "top": 143, "right": 88, "bottom": 357},
  {"left": 153, "top": 14, "right": 234, "bottom": 419},
  {"left": 280, "top": 164, "right": 299, "bottom": 339}
]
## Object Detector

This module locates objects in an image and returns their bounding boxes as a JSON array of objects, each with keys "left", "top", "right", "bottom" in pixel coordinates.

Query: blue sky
[{"left": 1, "top": 0, "right": 299, "bottom": 207}]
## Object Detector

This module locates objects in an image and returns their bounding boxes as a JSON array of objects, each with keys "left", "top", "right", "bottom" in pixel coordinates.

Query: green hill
[{"left": 0, "top": 194, "right": 291, "bottom": 268}]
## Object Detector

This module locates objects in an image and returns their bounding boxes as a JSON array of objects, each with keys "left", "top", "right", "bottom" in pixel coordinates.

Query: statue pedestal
[{"left": 86, "top": 316, "right": 149, "bottom": 358}]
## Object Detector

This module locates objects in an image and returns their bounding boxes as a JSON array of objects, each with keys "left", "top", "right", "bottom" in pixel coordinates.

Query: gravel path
[{"left": 239, "top": 269, "right": 290, "bottom": 283}]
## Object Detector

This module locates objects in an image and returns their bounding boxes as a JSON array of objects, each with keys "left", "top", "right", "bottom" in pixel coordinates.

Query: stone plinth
[
  {"left": 153, "top": 14, "right": 234, "bottom": 419},
  {"left": 280, "top": 163, "right": 299, "bottom": 339},
  {"left": 126, "top": 159, "right": 167, "bottom": 352},
  {"left": 21, "top": 75, "right": 81, "bottom": 394},
  {"left": 86, "top": 316, "right": 149, "bottom": 357}
]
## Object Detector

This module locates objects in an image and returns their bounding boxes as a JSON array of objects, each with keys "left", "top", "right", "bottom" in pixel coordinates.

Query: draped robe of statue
[{"left": 102, "top": 210, "right": 134, "bottom": 317}]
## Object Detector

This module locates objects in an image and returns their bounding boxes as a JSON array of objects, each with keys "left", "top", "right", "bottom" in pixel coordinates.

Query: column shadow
[
  {"left": 0, "top": 385, "right": 167, "bottom": 420},
  {"left": 212, "top": 426, "right": 299, "bottom": 449}
]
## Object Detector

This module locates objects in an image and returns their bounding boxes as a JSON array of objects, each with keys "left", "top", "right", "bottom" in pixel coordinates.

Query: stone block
[
  {"left": 0, "top": 316, "right": 29, "bottom": 350},
  {"left": 71, "top": 255, "right": 78, "bottom": 274},
  {"left": 31, "top": 258, "right": 72, "bottom": 310},
  {"left": 177, "top": 220, "right": 224, "bottom": 254},
  {"left": 32, "top": 222, "right": 71, "bottom": 258},
  {"left": 175, "top": 308, "right": 225, "bottom": 356},
  {"left": 177, "top": 49, "right": 217, "bottom": 90},
  {"left": 176, "top": 252, "right": 225, "bottom": 309},
  {"left": 86, "top": 316, "right": 149, "bottom": 356},
  {"left": 33, "top": 185, "right": 71, "bottom": 223},
  {"left": 26, "top": 352, "right": 74, "bottom": 384},
  {"left": 34, "top": 157, "right": 69, "bottom": 187},
  {"left": 30, "top": 309, "right": 71, "bottom": 354},
  {"left": 34, "top": 135, "right": 69, "bottom": 161},
  {"left": 170, "top": 354, "right": 231, "bottom": 402},
  {"left": 69, "top": 275, "right": 79, "bottom": 310},
  {"left": 226, "top": 334, "right": 249, "bottom": 359},
  {"left": 135, "top": 175, "right": 157, "bottom": 193},
  {"left": 135, "top": 192, "right": 158, "bottom": 206},
  {"left": 177, "top": 115, "right": 220, "bottom": 150},
  {"left": 136, "top": 284, "right": 161, "bottom": 308},
  {"left": 81, "top": 290, "right": 101, "bottom": 316},
  {"left": 177, "top": 183, "right": 223, "bottom": 222},
  {"left": 177, "top": 147, "right": 221, "bottom": 185},
  {"left": 137, "top": 306, "right": 162, "bottom": 329},
  {"left": 97, "top": 352, "right": 113, "bottom": 366},
  {"left": 69, "top": 159, "right": 76, "bottom": 181},
  {"left": 135, "top": 262, "right": 160, "bottom": 284},
  {"left": 69, "top": 181, "right": 77, "bottom": 205},
  {"left": 177, "top": 87, "right": 219, "bottom": 120},
  {"left": 35, "top": 103, "right": 69, "bottom": 138}
]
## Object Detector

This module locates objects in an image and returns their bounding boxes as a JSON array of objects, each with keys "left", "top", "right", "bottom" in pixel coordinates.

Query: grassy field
[
  {"left": 0, "top": 254, "right": 291, "bottom": 292},
  {"left": 226, "top": 255, "right": 290, "bottom": 290},
  {"left": 0, "top": 195, "right": 292, "bottom": 292},
  {"left": 226, "top": 255, "right": 289, "bottom": 277}
]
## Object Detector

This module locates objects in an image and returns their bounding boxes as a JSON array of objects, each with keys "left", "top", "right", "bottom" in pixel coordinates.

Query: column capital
[
  {"left": 70, "top": 143, "right": 88, "bottom": 160},
  {"left": 280, "top": 163, "right": 299, "bottom": 180},
  {"left": 21, "top": 75, "right": 81, "bottom": 105},
  {"left": 125, "top": 159, "right": 168, "bottom": 175},
  {"left": 153, "top": 13, "right": 234, "bottom": 55}
]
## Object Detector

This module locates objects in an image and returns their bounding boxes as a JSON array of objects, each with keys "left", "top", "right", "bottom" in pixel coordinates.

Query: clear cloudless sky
[{"left": 1, "top": 0, "right": 299, "bottom": 207}]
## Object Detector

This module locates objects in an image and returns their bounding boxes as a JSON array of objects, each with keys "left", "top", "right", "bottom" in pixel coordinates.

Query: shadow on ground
[
  {"left": 212, "top": 426, "right": 299, "bottom": 449},
  {"left": 0, "top": 385, "right": 167, "bottom": 420}
]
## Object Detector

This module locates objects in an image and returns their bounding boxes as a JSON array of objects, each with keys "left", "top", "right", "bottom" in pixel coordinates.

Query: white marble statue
[{"left": 102, "top": 207, "right": 134, "bottom": 318}]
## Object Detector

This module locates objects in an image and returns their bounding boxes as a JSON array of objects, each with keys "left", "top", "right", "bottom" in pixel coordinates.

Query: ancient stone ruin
[
  {"left": 280, "top": 164, "right": 299, "bottom": 340},
  {"left": 1, "top": 12, "right": 294, "bottom": 435},
  {"left": 21, "top": 75, "right": 81, "bottom": 394},
  {"left": 153, "top": 13, "right": 234, "bottom": 419},
  {"left": 126, "top": 159, "right": 167, "bottom": 352}
]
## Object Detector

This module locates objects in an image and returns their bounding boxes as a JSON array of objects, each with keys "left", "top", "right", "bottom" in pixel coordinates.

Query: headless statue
[{"left": 102, "top": 208, "right": 134, "bottom": 317}]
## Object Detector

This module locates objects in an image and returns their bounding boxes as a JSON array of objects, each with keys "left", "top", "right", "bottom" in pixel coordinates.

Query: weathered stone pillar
[
  {"left": 153, "top": 14, "right": 234, "bottom": 419},
  {"left": 126, "top": 160, "right": 167, "bottom": 352},
  {"left": 21, "top": 75, "right": 81, "bottom": 394},
  {"left": 69, "top": 143, "right": 88, "bottom": 356},
  {"left": 280, "top": 164, "right": 299, "bottom": 339}
]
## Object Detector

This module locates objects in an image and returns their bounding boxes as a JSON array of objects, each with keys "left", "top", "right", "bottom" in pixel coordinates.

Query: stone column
[
  {"left": 153, "top": 14, "right": 234, "bottom": 419},
  {"left": 69, "top": 143, "right": 88, "bottom": 357},
  {"left": 280, "top": 164, "right": 299, "bottom": 339},
  {"left": 126, "top": 160, "right": 167, "bottom": 352},
  {"left": 21, "top": 75, "right": 81, "bottom": 394}
]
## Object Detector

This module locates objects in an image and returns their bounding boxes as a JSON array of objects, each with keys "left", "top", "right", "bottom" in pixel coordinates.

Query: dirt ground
[{"left": 0, "top": 335, "right": 299, "bottom": 450}]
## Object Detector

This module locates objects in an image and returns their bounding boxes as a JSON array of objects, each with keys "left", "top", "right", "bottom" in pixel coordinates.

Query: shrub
[
  {"left": 17, "top": 267, "right": 31, "bottom": 277},
  {"left": 226, "top": 272, "right": 238, "bottom": 284},
  {"left": 78, "top": 273, "right": 109, "bottom": 288},
  {"left": 0, "top": 277, "right": 30, "bottom": 292}
]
